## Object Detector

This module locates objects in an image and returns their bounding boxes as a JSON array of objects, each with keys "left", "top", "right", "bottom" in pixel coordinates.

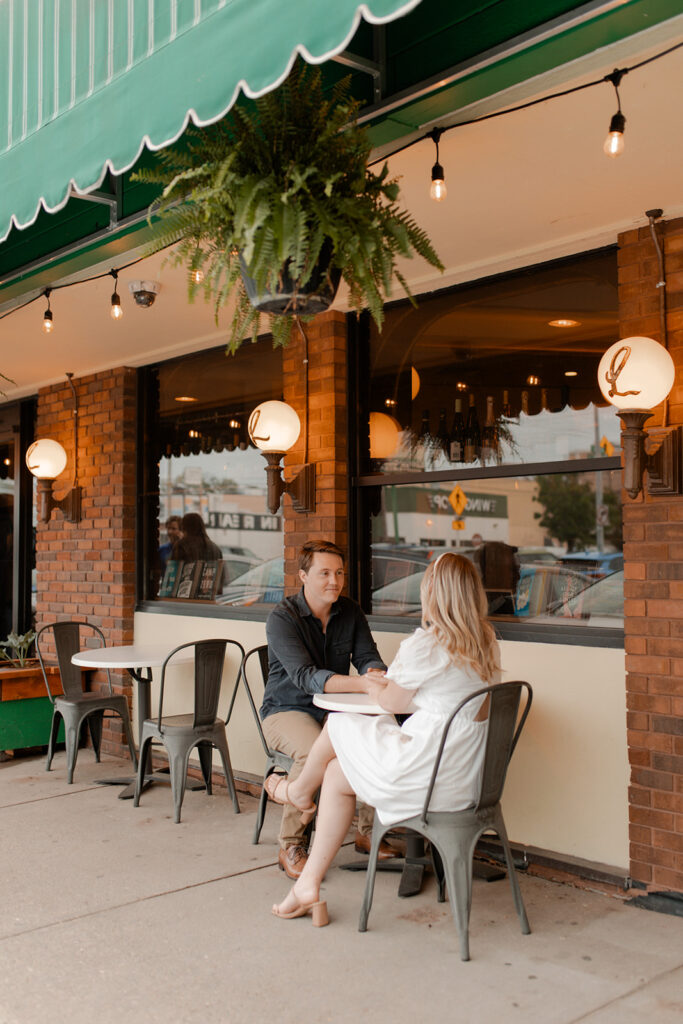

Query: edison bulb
[
  {"left": 430, "top": 176, "right": 447, "bottom": 202},
  {"left": 110, "top": 293, "right": 123, "bottom": 320},
  {"left": 603, "top": 130, "right": 624, "bottom": 158},
  {"left": 191, "top": 268, "right": 204, "bottom": 284},
  {"left": 42, "top": 311, "right": 54, "bottom": 334}
]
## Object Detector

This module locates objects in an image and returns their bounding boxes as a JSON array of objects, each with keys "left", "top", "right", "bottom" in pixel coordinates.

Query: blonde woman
[{"left": 267, "top": 552, "right": 500, "bottom": 926}]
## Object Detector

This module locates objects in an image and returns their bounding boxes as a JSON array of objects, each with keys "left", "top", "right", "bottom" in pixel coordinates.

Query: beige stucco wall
[{"left": 134, "top": 611, "right": 629, "bottom": 871}]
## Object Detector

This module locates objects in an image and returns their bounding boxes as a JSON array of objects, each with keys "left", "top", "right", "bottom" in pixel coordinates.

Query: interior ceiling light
[
  {"left": 428, "top": 128, "right": 446, "bottom": 202},
  {"left": 110, "top": 270, "right": 123, "bottom": 320},
  {"left": 42, "top": 289, "right": 53, "bottom": 334},
  {"left": 564, "top": 370, "right": 578, "bottom": 377},
  {"left": 174, "top": 395, "right": 197, "bottom": 403},
  {"left": 603, "top": 68, "right": 626, "bottom": 158},
  {"left": 548, "top": 319, "right": 581, "bottom": 328},
  {"left": 456, "top": 381, "right": 467, "bottom": 392},
  {"left": 526, "top": 375, "right": 541, "bottom": 386}
]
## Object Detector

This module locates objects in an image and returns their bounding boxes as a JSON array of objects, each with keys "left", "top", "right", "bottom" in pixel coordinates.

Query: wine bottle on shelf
[
  {"left": 449, "top": 398, "right": 465, "bottom": 463},
  {"left": 481, "top": 395, "right": 498, "bottom": 464},
  {"left": 520, "top": 390, "right": 530, "bottom": 416},
  {"left": 463, "top": 394, "right": 480, "bottom": 463},
  {"left": 540, "top": 388, "right": 549, "bottom": 412},
  {"left": 435, "top": 408, "right": 449, "bottom": 461},
  {"left": 501, "top": 389, "right": 512, "bottom": 419}
]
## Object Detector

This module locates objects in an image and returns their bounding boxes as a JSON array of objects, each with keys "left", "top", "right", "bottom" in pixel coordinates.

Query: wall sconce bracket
[
  {"left": 262, "top": 453, "right": 315, "bottom": 515},
  {"left": 36, "top": 479, "right": 82, "bottom": 523},
  {"left": 646, "top": 425, "right": 683, "bottom": 496}
]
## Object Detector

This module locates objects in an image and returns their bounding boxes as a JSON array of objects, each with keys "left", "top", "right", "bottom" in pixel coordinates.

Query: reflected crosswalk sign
[{"left": 449, "top": 485, "right": 468, "bottom": 516}]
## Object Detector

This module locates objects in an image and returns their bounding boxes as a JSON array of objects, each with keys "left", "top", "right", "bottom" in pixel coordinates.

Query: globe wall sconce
[
  {"left": 248, "top": 400, "right": 315, "bottom": 515},
  {"left": 598, "top": 335, "right": 680, "bottom": 499},
  {"left": 25, "top": 438, "right": 82, "bottom": 522}
]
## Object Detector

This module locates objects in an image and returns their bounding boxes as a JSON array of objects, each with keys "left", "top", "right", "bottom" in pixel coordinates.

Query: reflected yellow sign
[
  {"left": 449, "top": 485, "right": 468, "bottom": 516},
  {"left": 452, "top": 519, "right": 466, "bottom": 531}
]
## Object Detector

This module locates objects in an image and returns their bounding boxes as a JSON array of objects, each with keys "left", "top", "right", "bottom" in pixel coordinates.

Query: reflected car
[
  {"left": 217, "top": 557, "right": 285, "bottom": 606},
  {"left": 371, "top": 569, "right": 425, "bottom": 617},
  {"left": 220, "top": 548, "right": 260, "bottom": 585},
  {"left": 514, "top": 564, "right": 594, "bottom": 618},
  {"left": 543, "top": 569, "right": 624, "bottom": 625},
  {"left": 557, "top": 550, "right": 623, "bottom": 579}
]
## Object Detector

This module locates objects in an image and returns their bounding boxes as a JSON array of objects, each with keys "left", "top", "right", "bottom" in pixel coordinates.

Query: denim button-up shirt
[{"left": 260, "top": 588, "right": 386, "bottom": 723}]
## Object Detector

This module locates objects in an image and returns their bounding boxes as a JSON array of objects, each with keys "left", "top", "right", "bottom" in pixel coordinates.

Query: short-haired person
[
  {"left": 159, "top": 515, "right": 182, "bottom": 572},
  {"left": 268, "top": 552, "right": 500, "bottom": 923},
  {"left": 261, "top": 540, "right": 396, "bottom": 879}
]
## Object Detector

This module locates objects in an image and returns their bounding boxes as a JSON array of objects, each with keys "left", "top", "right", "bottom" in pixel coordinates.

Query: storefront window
[
  {"left": 356, "top": 250, "right": 624, "bottom": 639},
  {"left": 141, "top": 338, "right": 284, "bottom": 607}
]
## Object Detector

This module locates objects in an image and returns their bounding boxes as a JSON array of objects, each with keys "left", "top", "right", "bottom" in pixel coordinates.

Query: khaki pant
[{"left": 262, "top": 710, "right": 374, "bottom": 850}]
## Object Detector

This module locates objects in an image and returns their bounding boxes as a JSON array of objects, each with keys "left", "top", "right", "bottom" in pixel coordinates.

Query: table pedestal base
[{"left": 95, "top": 770, "right": 207, "bottom": 800}]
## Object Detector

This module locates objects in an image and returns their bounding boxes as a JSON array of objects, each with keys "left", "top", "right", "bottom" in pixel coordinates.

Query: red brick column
[
  {"left": 282, "top": 310, "right": 348, "bottom": 590},
  {"left": 619, "top": 217, "right": 683, "bottom": 892},
  {"left": 35, "top": 367, "right": 137, "bottom": 756}
]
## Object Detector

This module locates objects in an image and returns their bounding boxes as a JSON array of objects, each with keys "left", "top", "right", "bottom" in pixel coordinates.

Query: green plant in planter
[
  {"left": 0, "top": 630, "right": 37, "bottom": 668},
  {"left": 134, "top": 61, "right": 443, "bottom": 352}
]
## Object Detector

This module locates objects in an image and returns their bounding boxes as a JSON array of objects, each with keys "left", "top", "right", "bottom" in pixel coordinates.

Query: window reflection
[{"left": 369, "top": 471, "right": 623, "bottom": 627}]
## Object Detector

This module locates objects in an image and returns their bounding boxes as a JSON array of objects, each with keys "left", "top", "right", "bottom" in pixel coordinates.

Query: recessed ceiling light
[
  {"left": 526, "top": 375, "right": 541, "bottom": 386},
  {"left": 564, "top": 370, "right": 578, "bottom": 377},
  {"left": 548, "top": 319, "right": 581, "bottom": 328},
  {"left": 174, "top": 395, "right": 197, "bottom": 402}
]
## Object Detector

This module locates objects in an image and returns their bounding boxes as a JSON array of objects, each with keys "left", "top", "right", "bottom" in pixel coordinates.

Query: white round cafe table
[
  {"left": 72, "top": 643, "right": 197, "bottom": 798},
  {"left": 313, "top": 692, "right": 386, "bottom": 714}
]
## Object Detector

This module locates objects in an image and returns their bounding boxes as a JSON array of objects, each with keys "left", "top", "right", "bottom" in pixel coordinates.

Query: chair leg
[
  {"left": 431, "top": 844, "right": 446, "bottom": 903},
  {"left": 358, "top": 819, "right": 388, "bottom": 932},
  {"left": 253, "top": 780, "right": 269, "bottom": 844},
  {"left": 438, "top": 838, "right": 475, "bottom": 961},
  {"left": 496, "top": 815, "right": 531, "bottom": 935},
  {"left": 88, "top": 711, "right": 104, "bottom": 762},
  {"left": 133, "top": 735, "right": 153, "bottom": 807},
  {"left": 197, "top": 742, "right": 213, "bottom": 794},
  {"left": 168, "top": 746, "right": 193, "bottom": 824},
  {"left": 215, "top": 734, "right": 240, "bottom": 815},
  {"left": 64, "top": 715, "right": 84, "bottom": 785},
  {"left": 45, "top": 710, "right": 62, "bottom": 772}
]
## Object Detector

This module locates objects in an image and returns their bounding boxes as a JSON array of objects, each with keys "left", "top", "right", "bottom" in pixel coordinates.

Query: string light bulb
[
  {"left": 428, "top": 128, "right": 447, "bottom": 202},
  {"left": 190, "top": 268, "right": 204, "bottom": 284},
  {"left": 603, "top": 68, "right": 626, "bottom": 158},
  {"left": 42, "top": 289, "right": 54, "bottom": 334},
  {"left": 110, "top": 270, "right": 123, "bottom": 320}
]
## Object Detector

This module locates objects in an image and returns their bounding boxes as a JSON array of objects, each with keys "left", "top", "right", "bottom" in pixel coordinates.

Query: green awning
[{"left": 0, "top": 0, "right": 421, "bottom": 243}]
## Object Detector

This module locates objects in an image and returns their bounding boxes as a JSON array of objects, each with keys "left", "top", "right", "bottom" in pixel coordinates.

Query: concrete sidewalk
[{"left": 1, "top": 751, "right": 682, "bottom": 1024}]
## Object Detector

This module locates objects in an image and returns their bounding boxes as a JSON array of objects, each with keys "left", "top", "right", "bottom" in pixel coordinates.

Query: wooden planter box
[{"left": 0, "top": 663, "right": 63, "bottom": 751}]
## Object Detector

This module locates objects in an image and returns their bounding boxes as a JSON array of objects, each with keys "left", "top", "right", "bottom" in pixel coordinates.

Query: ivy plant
[{"left": 134, "top": 61, "right": 443, "bottom": 352}]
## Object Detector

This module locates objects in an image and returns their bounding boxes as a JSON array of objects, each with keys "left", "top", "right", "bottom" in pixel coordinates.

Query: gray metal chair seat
[
  {"left": 134, "top": 638, "right": 243, "bottom": 823},
  {"left": 37, "top": 620, "right": 137, "bottom": 784},
  {"left": 226, "top": 644, "right": 294, "bottom": 844},
  {"left": 359, "top": 679, "right": 533, "bottom": 961}
]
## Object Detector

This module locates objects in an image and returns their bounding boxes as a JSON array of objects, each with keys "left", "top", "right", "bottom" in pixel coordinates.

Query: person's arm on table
[{"left": 365, "top": 669, "right": 415, "bottom": 714}]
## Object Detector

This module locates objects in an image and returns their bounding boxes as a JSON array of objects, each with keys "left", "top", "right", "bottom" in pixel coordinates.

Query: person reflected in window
[
  {"left": 171, "top": 512, "right": 222, "bottom": 562},
  {"left": 473, "top": 540, "right": 520, "bottom": 615},
  {"left": 159, "top": 515, "right": 182, "bottom": 572}
]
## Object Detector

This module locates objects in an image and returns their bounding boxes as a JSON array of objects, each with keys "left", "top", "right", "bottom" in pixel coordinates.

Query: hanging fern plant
[{"left": 134, "top": 60, "right": 443, "bottom": 352}]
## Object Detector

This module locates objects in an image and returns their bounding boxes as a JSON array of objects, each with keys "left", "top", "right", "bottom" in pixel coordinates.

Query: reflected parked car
[
  {"left": 514, "top": 564, "right": 594, "bottom": 618},
  {"left": 556, "top": 550, "right": 623, "bottom": 579},
  {"left": 217, "top": 557, "right": 284, "bottom": 606},
  {"left": 371, "top": 569, "right": 425, "bottom": 617},
  {"left": 543, "top": 570, "right": 624, "bottom": 625}
]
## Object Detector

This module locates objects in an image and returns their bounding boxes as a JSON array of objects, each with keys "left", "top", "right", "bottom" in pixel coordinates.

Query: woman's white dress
[{"left": 327, "top": 628, "right": 490, "bottom": 826}]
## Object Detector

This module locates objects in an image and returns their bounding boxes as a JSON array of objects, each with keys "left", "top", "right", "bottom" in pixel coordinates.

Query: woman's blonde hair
[{"left": 420, "top": 552, "right": 498, "bottom": 683}]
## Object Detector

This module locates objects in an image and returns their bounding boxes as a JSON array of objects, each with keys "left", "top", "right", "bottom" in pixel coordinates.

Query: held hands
[{"left": 363, "top": 668, "right": 388, "bottom": 705}]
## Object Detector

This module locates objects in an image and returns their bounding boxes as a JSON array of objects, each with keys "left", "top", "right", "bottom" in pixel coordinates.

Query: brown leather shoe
[
  {"left": 354, "top": 830, "right": 398, "bottom": 861},
  {"left": 278, "top": 845, "right": 308, "bottom": 880}
]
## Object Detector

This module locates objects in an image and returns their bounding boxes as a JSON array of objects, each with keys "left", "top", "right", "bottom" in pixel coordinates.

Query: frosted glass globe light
[
  {"left": 369, "top": 412, "right": 401, "bottom": 459},
  {"left": 248, "top": 401, "right": 301, "bottom": 452},
  {"left": 598, "top": 337, "right": 675, "bottom": 411},
  {"left": 25, "top": 439, "right": 68, "bottom": 479}
]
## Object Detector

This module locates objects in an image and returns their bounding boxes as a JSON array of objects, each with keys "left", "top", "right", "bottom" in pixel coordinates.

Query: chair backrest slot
[{"left": 193, "top": 639, "right": 229, "bottom": 728}]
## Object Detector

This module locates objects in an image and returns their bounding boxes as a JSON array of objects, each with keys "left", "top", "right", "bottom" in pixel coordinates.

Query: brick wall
[
  {"left": 619, "top": 216, "right": 683, "bottom": 893},
  {"left": 282, "top": 310, "right": 349, "bottom": 587},
  {"left": 35, "top": 367, "right": 137, "bottom": 756}
]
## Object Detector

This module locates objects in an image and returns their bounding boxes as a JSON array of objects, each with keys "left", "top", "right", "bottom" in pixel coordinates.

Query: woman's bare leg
[
  {"left": 274, "top": 758, "right": 356, "bottom": 915},
  {"left": 286, "top": 721, "right": 336, "bottom": 808}
]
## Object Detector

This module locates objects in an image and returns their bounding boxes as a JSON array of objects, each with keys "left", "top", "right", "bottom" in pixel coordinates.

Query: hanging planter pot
[{"left": 239, "top": 240, "right": 342, "bottom": 316}]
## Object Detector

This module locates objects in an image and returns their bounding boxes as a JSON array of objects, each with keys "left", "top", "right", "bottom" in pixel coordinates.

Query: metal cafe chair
[
  {"left": 36, "top": 620, "right": 137, "bottom": 784},
  {"left": 359, "top": 680, "right": 533, "bottom": 961},
  {"left": 134, "top": 638, "right": 243, "bottom": 824},
  {"left": 226, "top": 644, "right": 295, "bottom": 844}
]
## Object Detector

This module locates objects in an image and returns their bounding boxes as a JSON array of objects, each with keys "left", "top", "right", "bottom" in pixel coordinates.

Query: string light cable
[{"left": 367, "top": 39, "right": 683, "bottom": 179}]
